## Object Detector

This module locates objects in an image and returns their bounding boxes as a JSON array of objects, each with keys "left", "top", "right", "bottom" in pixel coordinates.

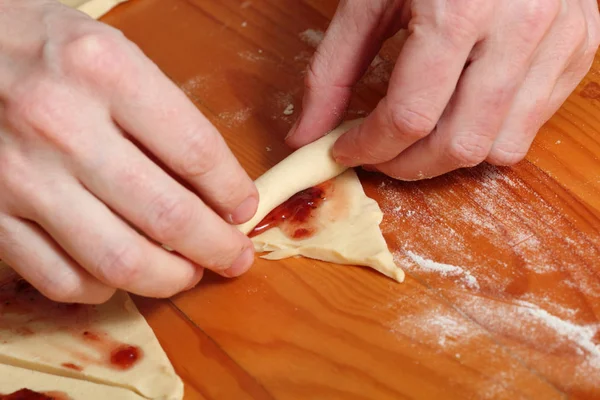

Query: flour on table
[
  {"left": 238, "top": 50, "right": 267, "bottom": 62},
  {"left": 406, "top": 251, "right": 480, "bottom": 290},
  {"left": 218, "top": 107, "right": 252, "bottom": 128},
  {"left": 283, "top": 104, "right": 294, "bottom": 115},
  {"left": 299, "top": 29, "right": 324, "bottom": 47}
]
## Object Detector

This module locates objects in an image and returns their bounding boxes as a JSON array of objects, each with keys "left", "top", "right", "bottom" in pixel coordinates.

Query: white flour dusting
[
  {"left": 457, "top": 295, "right": 600, "bottom": 386},
  {"left": 299, "top": 29, "right": 324, "bottom": 47},
  {"left": 179, "top": 75, "right": 210, "bottom": 103},
  {"left": 391, "top": 306, "right": 480, "bottom": 350},
  {"left": 218, "top": 107, "right": 252, "bottom": 128},
  {"left": 375, "top": 161, "right": 600, "bottom": 393},
  {"left": 238, "top": 50, "right": 267, "bottom": 62},
  {"left": 283, "top": 104, "right": 294, "bottom": 115},
  {"left": 406, "top": 251, "right": 480, "bottom": 290},
  {"left": 514, "top": 300, "right": 600, "bottom": 366}
]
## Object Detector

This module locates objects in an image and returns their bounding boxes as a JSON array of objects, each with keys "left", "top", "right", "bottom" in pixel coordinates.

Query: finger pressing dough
[
  {"left": 237, "top": 120, "right": 404, "bottom": 282},
  {"left": 60, "top": 0, "right": 127, "bottom": 19},
  {"left": 0, "top": 263, "right": 183, "bottom": 400}
]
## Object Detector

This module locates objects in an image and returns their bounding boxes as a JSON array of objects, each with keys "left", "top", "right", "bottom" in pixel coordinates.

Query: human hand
[
  {"left": 0, "top": 0, "right": 257, "bottom": 303},
  {"left": 286, "top": 0, "right": 600, "bottom": 179}
]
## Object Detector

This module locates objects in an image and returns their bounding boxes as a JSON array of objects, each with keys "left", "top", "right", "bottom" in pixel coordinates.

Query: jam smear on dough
[
  {"left": 249, "top": 181, "right": 333, "bottom": 239},
  {"left": 0, "top": 389, "right": 71, "bottom": 400}
]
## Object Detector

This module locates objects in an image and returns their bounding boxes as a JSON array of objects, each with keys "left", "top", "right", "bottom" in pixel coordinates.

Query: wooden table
[{"left": 103, "top": 1, "right": 600, "bottom": 398}]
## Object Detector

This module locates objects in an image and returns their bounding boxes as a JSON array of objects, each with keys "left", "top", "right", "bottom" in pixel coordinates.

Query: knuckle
[
  {"left": 388, "top": 106, "right": 436, "bottom": 140},
  {"left": 519, "top": 0, "right": 561, "bottom": 33},
  {"left": 173, "top": 131, "right": 222, "bottom": 178},
  {"left": 96, "top": 244, "right": 143, "bottom": 288},
  {"left": 0, "top": 151, "right": 37, "bottom": 210},
  {"left": 448, "top": 136, "right": 491, "bottom": 167},
  {"left": 6, "top": 77, "right": 65, "bottom": 134},
  {"left": 439, "top": 11, "right": 481, "bottom": 44},
  {"left": 479, "top": 78, "right": 519, "bottom": 109},
  {"left": 147, "top": 194, "right": 195, "bottom": 242},
  {"left": 60, "top": 30, "right": 129, "bottom": 85}
]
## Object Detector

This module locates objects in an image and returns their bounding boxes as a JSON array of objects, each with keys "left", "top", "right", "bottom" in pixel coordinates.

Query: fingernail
[
  {"left": 223, "top": 248, "right": 254, "bottom": 278},
  {"left": 333, "top": 153, "right": 355, "bottom": 166},
  {"left": 230, "top": 196, "right": 258, "bottom": 224},
  {"left": 185, "top": 267, "right": 205, "bottom": 291}
]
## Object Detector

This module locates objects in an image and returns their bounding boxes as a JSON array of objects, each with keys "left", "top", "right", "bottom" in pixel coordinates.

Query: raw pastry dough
[
  {"left": 252, "top": 170, "right": 404, "bottom": 282},
  {"left": 237, "top": 119, "right": 362, "bottom": 234},
  {"left": 0, "top": 262, "right": 183, "bottom": 400},
  {"left": 238, "top": 120, "right": 404, "bottom": 282},
  {"left": 60, "top": 0, "right": 127, "bottom": 19},
  {"left": 0, "top": 363, "right": 145, "bottom": 399}
]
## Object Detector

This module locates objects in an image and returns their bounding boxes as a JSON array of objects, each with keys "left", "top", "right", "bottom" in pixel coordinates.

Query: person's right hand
[{"left": 0, "top": 0, "right": 258, "bottom": 304}]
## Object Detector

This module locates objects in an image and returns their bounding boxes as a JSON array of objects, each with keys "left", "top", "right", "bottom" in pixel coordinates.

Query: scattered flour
[
  {"left": 218, "top": 107, "right": 252, "bottom": 128},
  {"left": 179, "top": 75, "right": 209, "bottom": 102},
  {"left": 238, "top": 50, "right": 267, "bottom": 62},
  {"left": 377, "top": 160, "right": 600, "bottom": 393},
  {"left": 293, "top": 51, "right": 312, "bottom": 63},
  {"left": 458, "top": 295, "right": 600, "bottom": 383},
  {"left": 514, "top": 300, "right": 600, "bottom": 366},
  {"left": 283, "top": 104, "right": 294, "bottom": 115},
  {"left": 406, "top": 251, "right": 480, "bottom": 290},
  {"left": 389, "top": 303, "right": 481, "bottom": 351},
  {"left": 299, "top": 29, "right": 324, "bottom": 47}
]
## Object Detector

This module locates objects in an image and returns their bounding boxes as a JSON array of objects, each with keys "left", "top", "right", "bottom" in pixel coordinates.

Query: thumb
[{"left": 285, "top": 0, "right": 406, "bottom": 148}]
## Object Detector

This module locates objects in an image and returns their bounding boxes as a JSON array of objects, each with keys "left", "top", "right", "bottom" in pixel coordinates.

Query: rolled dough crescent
[
  {"left": 237, "top": 119, "right": 362, "bottom": 235},
  {"left": 238, "top": 120, "right": 404, "bottom": 282}
]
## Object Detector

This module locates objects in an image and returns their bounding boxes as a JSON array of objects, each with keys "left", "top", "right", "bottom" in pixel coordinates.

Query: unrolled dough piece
[
  {"left": 60, "top": 0, "right": 127, "bottom": 19},
  {"left": 0, "top": 363, "right": 145, "bottom": 399},
  {"left": 238, "top": 120, "right": 404, "bottom": 282},
  {"left": 0, "top": 262, "right": 183, "bottom": 400}
]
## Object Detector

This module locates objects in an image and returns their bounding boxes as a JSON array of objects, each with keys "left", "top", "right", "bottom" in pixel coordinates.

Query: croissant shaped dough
[{"left": 237, "top": 120, "right": 404, "bottom": 282}]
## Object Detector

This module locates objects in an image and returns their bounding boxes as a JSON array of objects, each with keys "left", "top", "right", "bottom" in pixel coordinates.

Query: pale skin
[{"left": 0, "top": 0, "right": 598, "bottom": 304}]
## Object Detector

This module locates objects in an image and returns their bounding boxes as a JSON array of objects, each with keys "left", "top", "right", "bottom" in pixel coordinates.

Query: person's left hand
[{"left": 286, "top": 0, "right": 600, "bottom": 180}]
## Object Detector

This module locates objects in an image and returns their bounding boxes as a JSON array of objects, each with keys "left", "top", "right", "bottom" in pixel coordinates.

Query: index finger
[
  {"left": 67, "top": 34, "right": 258, "bottom": 224},
  {"left": 332, "top": 11, "right": 480, "bottom": 167}
]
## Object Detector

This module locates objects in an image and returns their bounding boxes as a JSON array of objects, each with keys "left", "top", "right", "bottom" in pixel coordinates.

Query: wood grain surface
[{"left": 101, "top": 0, "right": 600, "bottom": 399}]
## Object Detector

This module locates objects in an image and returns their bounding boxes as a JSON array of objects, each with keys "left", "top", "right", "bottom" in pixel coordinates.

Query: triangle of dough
[
  {"left": 251, "top": 169, "right": 404, "bottom": 282},
  {"left": 0, "top": 262, "right": 183, "bottom": 400},
  {"left": 0, "top": 363, "right": 144, "bottom": 399}
]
